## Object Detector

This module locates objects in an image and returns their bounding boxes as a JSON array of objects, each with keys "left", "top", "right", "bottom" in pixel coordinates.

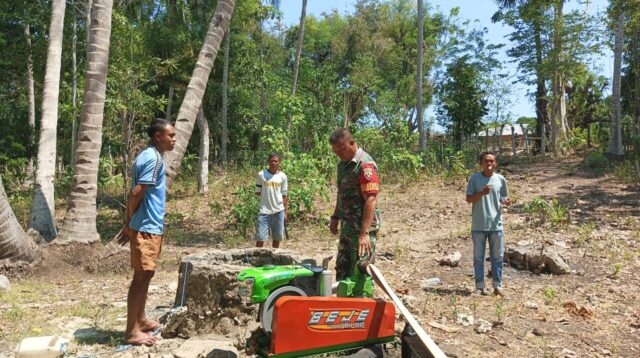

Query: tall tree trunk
[
  {"left": 197, "top": 106, "right": 210, "bottom": 194},
  {"left": 290, "top": 0, "right": 307, "bottom": 98},
  {"left": 166, "top": 86, "right": 174, "bottom": 120},
  {"left": 28, "top": 0, "right": 66, "bottom": 241},
  {"left": 57, "top": 0, "right": 114, "bottom": 244},
  {"left": 416, "top": 0, "right": 426, "bottom": 152},
  {"left": 287, "top": 0, "right": 307, "bottom": 132},
  {"left": 121, "top": 109, "right": 131, "bottom": 205},
  {"left": 164, "top": 0, "right": 236, "bottom": 186},
  {"left": 0, "top": 175, "right": 40, "bottom": 262},
  {"left": 533, "top": 18, "right": 550, "bottom": 155},
  {"left": 25, "top": 23, "right": 36, "bottom": 182},
  {"left": 550, "top": 0, "right": 565, "bottom": 156},
  {"left": 72, "top": 0, "right": 79, "bottom": 165},
  {"left": 221, "top": 31, "right": 230, "bottom": 165},
  {"left": 86, "top": 0, "right": 92, "bottom": 57},
  {"left": 607, "top": 9, "right": 624, "bottom": 157}
]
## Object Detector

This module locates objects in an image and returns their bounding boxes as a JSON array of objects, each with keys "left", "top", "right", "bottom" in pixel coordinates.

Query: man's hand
[
  {"left": 358, "top": 232, "right": 371, "bottom": 257},
  {"left": 358, "top": 233, "right": 371, "bottom": 257},
  {"left": 329, "top": 218, "right": 339, "bottom": 235},
  {"left": 481, "top": 185, "right": 492, "bottom": 195},
  {"left": 116, "top": 226, "right": 130, "bottom": 246},
  {"left": 284, "top": 211, "right": 288, "bottom": 223},
  {"left": 501, "top": 197, "right": 512, "bottom": 207}
]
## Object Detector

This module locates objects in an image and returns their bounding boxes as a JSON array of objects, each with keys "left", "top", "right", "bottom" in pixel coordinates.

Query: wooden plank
[{"left": 368, "top": 264, "right": 447, "bottom": 358}]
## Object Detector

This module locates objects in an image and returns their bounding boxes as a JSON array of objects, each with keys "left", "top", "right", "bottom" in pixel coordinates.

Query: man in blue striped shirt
[{"left": 117, "top": 118, "right": 175, "bottom": 346}]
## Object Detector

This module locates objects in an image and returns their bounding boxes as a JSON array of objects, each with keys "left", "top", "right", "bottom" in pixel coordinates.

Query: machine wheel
[{"left": 260, "top": 285, "right": 307, "bottom": 333}]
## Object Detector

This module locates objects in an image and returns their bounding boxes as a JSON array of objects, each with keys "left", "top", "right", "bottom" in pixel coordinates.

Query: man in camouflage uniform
[{"left": 329, "top": 128, "right": 381, "bottom": 295}]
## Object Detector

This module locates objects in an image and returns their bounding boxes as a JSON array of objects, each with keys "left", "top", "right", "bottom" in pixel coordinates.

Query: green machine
[{"left": 237, "top": 259, "right": 373, "bottom": 333}]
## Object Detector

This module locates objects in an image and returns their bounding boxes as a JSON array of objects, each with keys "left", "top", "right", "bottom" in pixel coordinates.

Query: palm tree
[
  {"left": 28, "top": 0, "right": 66, "bottom": 241},
  {"left": 164, "top": 0, "right": 236, "bottom": 186},
  {"left": 287, "top": 0, "right": 308, "bottom": 132},
  {"left": 290, "top": 0, "right": 307, "bottom": 98},
  {"left": 0, "top": 175, "right": 40, "bottom": 262},
  {"left": 24, "top": 22, "right": 36, "bottom": 182},
  {"left": 197, "top": 106, "right": 210, "bottom": 193},
  {"left": 221, "top": 31, "right": 230, "bottom": 165},
  {"left": 416, "top": 0, "right": 426, "bottom": 152},
  {"left": 57, "top": 0, "right": 114, "bottom": 244},
  {"left": 607, "top": 4, "right": 624, "bottom": 157}
]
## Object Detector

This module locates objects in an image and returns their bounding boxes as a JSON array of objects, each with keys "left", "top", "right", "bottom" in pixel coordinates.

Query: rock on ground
[
  {"left": 0, "top": 275, "right": 10, "bottom": 291},
  {"left": 439, "top": 251, "right": 461, "bottom": 267},
  {"left": 505, "top": 246, "right": 571, "bottom": 274}
]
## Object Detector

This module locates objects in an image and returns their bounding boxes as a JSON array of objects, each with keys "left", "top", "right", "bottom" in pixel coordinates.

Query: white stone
[
  {"left": 439, "top": 251, "right": 461, "bottom": 267},
  {"left": 456, "top": 313, "right": 474, "bottom": 327},
  {"left": 0, "top": 275, "right": 10, "bottom": 292},
  {"left": 475, "top": 318, "right": 492, "bottom": 333}
]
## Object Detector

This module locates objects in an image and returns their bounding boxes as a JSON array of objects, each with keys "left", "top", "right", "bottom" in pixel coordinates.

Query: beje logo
[{"left": 307, "top": 309, "right": 370, "bottom": 330}]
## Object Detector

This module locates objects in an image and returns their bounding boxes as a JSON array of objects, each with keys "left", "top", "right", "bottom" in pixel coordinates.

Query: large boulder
[
  {"left": 505, "top": 246, "right": 570, "bottom": 274},
  {"left": 161, "top": 249, "right": 302, "bottom": 347}
]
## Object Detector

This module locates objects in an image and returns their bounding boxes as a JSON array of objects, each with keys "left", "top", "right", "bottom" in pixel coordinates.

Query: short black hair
[
  {"left": 478, "top": 151, "right": 497, "bottom": 163},
  {"left": 147, "top": 118, "right": 172, "bottom": 140},
  {"left": 329, "top": 128, "right": 353, "bottom": 145},
  {"left": 268, "top": 152, "right": 280, "bottom": 160}
]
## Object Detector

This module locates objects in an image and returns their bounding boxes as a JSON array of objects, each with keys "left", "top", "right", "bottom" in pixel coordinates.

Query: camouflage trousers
[{"left": 335, "top": 223, "right": 377, "bottom": 282}]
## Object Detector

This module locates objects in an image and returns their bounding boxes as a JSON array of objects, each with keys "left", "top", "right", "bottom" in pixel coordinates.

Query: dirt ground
[{"left": 2, "top": 156, "right": 640, "bottom": 357}]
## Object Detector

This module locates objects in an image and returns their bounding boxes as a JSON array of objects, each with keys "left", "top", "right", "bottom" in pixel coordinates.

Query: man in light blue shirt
[
  {"left": 466, "top": 151, "right": 511, "bottom": 296},
  {"left": 117, "top": 118, "right": 175, "bottom": 346}
]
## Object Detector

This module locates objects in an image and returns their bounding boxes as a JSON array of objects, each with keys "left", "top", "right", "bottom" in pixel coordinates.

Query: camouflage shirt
[{"left": 336, "top": 148, "right": 381, "bottom": 233}]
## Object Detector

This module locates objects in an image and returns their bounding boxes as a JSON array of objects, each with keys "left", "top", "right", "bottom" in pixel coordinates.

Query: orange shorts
[{"left": 129, "top": 229, "right": 163, "bottom": 272}]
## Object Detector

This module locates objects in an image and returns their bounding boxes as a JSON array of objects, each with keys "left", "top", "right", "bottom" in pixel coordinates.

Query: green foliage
[
  {"left": 355, "top": 121, "right": 423, "bottom": 179},
  {"left": 229, "top": 184, "right": 259, "bottom": 240},
  {"left": 437, "top": 56, "right": 489, "bottom": 148},
  {"left": 561, "top": 128, "right": 587, "bottom": 154},
  {"left": 542, "top": 286, "right": 558, "bottom": 304},
  {"left": 584, "top": 151, "right": 608, "bottom": 173},
  {"left": 523, "top": 197, "right": 570, "bottom": 227},
  {"left": 612, "top": 160, "right": 640, "bottom": 184},
  {"left": 282, "top": 153, "right": 330, "bottom": 219},
  {"left": 575, "top": 222, "right": 596, "bottom": 247},
  {"left": 98, "top": 156, "right": 123, "bottom": 189}
]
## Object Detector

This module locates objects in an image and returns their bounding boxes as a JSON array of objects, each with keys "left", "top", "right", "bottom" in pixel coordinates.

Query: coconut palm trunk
[
  {"left": 287, "top": 0, "right": 308, "bottom": 133},
  {"left": 221, "top": 31, "right": 230, "bottom": 165},
  {"left": 416, "top": 0, "right": 426, "bottom": 152},
  {"left": 27, "top": 0, "right": 66, "bottom": 241},
  {"left": 164, "top": 0, "right": 236, "bottom": 186},
  {"left": 197, "top": 106, "right": 210, "bottom": 194},
  {"left": 0, "top": 175, "right": 40, "bottom": 262},
  {"left": 25, "top": 23, "right": 36, "bottom": 182},
  {"left": 57, "top": 0, "right": 114, "bottom": 244},
  {"left": 291, "top": 0, "right": 307, "bottom": 97},
  {"left": 607, "top": 9, "right": 624, "bottom": 157}
]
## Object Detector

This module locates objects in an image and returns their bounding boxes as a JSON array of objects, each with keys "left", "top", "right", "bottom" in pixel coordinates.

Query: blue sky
[{"left": 278, "top": 0, "right": 612, "bottom": 122}]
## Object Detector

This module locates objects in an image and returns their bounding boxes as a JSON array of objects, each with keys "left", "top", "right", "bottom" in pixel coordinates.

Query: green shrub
[
  {"left": 355, "top": 120, "right": 423, "bottom": 179},
  {"left": 523, "top": 197, "right": 570, "bottom": 227},
  {"left": 584, "top": 151, "right": 608, "bottom": 173}
]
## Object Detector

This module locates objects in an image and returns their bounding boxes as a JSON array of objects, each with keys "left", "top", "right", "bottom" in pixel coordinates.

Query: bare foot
[
  {"left": 141, "top": 320, "right": 160, "bottom": 332},
  {"left": 124, "top": 332, "right": 157, "bottom": 346}
]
